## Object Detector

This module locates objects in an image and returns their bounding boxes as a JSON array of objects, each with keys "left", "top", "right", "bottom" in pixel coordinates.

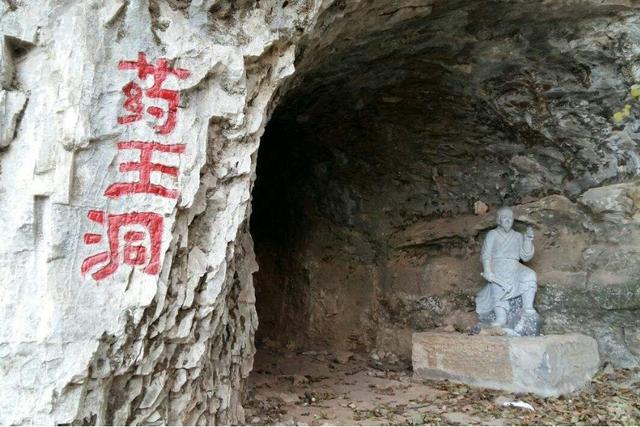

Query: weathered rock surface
[
  {"left": 413, "top": 332, "right": 600, "bottom": 397},
  {"left": 0, "top": 0, "right": 318, "bottom": 424},
  {"left": 1, "top": 0, "right": 640, "bottom": 424}
]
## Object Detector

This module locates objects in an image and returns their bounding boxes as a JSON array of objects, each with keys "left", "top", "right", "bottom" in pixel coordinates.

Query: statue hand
[{"left": 525, "top": 226, "right": 534, "bottom": 239}]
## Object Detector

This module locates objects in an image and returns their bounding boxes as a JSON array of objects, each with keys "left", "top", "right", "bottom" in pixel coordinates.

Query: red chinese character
[
  {"left": 104, "top": 140, "right": 186, "bottom": 199},
  {"left": 117, "top": 52, "right": 190, "bottom": 135},
  {"left": 81, "top": 210, "right": 164, "bottom": 280}
]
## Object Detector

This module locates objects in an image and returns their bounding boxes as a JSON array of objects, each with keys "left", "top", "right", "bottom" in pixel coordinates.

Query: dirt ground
[{"left": 244, "top": 348, "right": 640, "bottom": 426}]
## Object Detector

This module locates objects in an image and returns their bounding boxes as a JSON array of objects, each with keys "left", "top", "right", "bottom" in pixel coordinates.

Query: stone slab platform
[{"left": 412, "top": 332, "right": 600, "bottom": 397}]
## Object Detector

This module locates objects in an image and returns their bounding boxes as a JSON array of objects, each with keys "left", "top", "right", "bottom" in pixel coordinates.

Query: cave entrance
[{"left": 245, "top": 1, "right": 633, "bottom": 424}]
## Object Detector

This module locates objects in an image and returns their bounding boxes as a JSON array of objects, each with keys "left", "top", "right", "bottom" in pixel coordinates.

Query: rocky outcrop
[
  {"left": 0, "top": 0, "right": 320, "bottom": 424},
  {"left": 541, "top": 182, "right": 640, "bottom": 368},
  {"left": 2, "top": 0, "right": 640, "bottom": 424}
]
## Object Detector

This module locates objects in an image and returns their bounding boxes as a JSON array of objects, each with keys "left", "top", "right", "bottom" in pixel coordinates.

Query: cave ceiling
[{"left": 262, "top": 0, "right": 640, "bottom": 226}]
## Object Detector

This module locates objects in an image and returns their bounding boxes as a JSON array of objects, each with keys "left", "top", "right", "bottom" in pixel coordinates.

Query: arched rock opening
[{"left": 251, "top": 0, "right": 640, "bottom": 368}]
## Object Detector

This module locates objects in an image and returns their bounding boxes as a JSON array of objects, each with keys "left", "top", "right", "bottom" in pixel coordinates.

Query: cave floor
[{"left": 244, "top": 348, "right": 640, "bottom": 426}]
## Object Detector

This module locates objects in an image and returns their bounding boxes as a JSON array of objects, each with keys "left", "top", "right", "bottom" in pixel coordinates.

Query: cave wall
[{"left": 252, "top": 0, "right": 640, "bottom": 367}]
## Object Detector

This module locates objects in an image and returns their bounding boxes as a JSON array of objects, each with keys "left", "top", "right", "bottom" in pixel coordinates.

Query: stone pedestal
[{"left": 412, "top": 332, "right": 600, "bottom": 397}]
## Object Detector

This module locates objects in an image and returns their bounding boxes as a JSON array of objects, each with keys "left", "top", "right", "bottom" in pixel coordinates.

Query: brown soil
[{"left": 244, "top": 349, "right": 640, "bottom": 426}]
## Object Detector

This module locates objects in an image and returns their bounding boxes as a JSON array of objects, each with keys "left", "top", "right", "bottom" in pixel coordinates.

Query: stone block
[{"left": 413, "top": 332, "right": 600, "bottom": 396}]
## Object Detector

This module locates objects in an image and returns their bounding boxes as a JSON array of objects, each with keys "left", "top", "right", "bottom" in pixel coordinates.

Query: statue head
[{"left": 496, "top": 207, "right": 514, "bottom": 232}]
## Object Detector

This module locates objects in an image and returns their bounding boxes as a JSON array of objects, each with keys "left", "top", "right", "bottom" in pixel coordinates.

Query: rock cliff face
[
  {"left": 0, "top": 0, "right": 318, "bottom": 424},
  {"left": 1, "top": 0, "right": 639, "bottom": 424}
]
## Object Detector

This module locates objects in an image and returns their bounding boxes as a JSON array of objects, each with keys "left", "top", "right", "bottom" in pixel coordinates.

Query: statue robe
[{"left": 476, "top": 228, "right": 536, "bottom": 315}]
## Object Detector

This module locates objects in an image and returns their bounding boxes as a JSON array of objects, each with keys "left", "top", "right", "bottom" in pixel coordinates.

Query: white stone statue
[{"left": 475, "top": 207, "right": 538, "bottom": 331}]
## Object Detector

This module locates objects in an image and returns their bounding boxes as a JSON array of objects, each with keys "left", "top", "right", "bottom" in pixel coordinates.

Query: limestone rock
[
  {"left": 413, "top": 332, "right": 600, "bottom": 397},
  {"left": 474, "top": 201, "right": 489, "bottom": 215},
  {"left": 0, "top": 0, "right": 295, "bottom": 423},
  {"left": 579, "top": 183, "right": 640, "bottom": 222},
  {"left": 0, "top": 89, "right": 26, "bottom": 148},
  {"left": 2, "top": 0, "right": 640, "bottom": 424}
]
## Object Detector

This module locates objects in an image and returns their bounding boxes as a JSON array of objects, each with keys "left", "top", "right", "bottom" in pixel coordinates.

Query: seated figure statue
[{"left": 475, "top": 207, "right": 540, "bottom": 335}]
